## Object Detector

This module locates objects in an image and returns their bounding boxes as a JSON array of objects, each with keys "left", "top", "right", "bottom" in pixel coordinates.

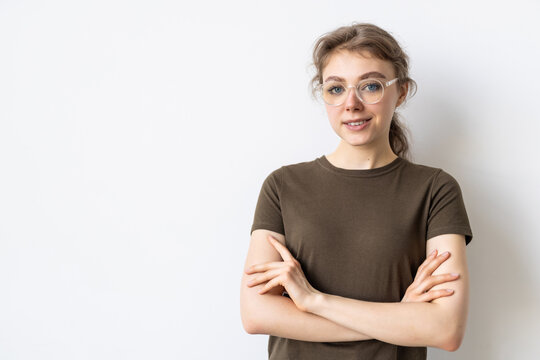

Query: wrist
[{"left": 305, "top": 290, "right": 326, "bottom": 314}]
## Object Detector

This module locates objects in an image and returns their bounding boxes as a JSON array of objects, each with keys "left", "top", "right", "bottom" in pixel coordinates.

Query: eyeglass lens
[{"left": 321, "top": 79, "right": 384, "bottom": 105}]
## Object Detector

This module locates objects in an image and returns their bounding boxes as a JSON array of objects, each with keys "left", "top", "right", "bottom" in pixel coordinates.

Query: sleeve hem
[
  {"left": 250, "top": 223, "right": 285, "bottom": 237},
  {"left": 427, "top": 226, "right": 473, "bottom": 245}
]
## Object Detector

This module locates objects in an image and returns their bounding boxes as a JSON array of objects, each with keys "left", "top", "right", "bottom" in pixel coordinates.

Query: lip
[
  {"left": 343, "top": 118, "right": 371, "bottom": 131},
  {"left": 343, "top": 117, "right": 372, "bottom": 124}
]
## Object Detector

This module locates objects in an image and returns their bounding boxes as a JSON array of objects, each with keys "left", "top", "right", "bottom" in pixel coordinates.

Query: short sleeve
[
  {"left": 250, "top": 167, "right": 285, "bottom": 236},
  {"left": 427, "top": 170, "right": 473, "bottom": 245}
]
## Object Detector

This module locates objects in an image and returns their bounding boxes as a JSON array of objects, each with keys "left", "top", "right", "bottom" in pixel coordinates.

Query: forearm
[
  {"left": 241, "top": 287, "right": 372, "bottom": 342},
  {"left": 308, "top": 294, "right": 458, "bottom": 350}
]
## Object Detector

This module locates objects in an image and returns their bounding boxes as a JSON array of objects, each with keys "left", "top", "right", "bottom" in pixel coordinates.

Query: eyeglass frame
[{"left": 317, "top": 77, "right": 399, "bottom": 106}]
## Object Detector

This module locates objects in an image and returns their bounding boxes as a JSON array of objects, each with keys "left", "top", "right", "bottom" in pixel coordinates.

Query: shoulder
[
  {"left": 401, "top": 158, "right": 442, "bottom": 177},
  {"left": 259, "top": 157, "right": 319, "bottom": 190},
  {"left": 400, "top": 159, "right": 462, "bottom": 189},
  {"left": 282, "top": 157, "right": 319, "bottom": 172},
  {"left": 266, "top": 157, "right": 320, "bottom": 180}
]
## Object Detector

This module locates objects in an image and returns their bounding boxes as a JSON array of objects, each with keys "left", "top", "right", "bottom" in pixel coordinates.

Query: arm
[
  {"left": 240, "top": 229, "right": 372, "bottom": 342},
  {"left": 306, "top": 233, "right": 469, "bottom": 351},
  {"left": 241, "top": 230, "right": 460, "bottom": 342}
]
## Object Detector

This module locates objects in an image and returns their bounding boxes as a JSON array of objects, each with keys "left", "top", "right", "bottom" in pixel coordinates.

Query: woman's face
[{"left": 321, "top": 50, "right": 407, "bottom": 152}]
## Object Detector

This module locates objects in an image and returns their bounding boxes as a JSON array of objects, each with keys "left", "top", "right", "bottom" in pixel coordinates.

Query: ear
[{"left": 396, "top": 82, "right": 409, "bottom": 107}]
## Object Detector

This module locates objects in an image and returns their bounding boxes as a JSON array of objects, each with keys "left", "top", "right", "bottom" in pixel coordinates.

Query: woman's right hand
[{"left": 401, "top": 249, "right": 460, "bottom": 303}]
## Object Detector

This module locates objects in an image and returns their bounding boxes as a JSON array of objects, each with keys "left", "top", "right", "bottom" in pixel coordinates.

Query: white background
[{"left": 1, "top": 0, "right": 539, "bottom": 359}]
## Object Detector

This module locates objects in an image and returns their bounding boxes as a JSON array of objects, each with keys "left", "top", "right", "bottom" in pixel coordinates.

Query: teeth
[{"left": 348, "top": 120, "right": 365, "bottom": 126}]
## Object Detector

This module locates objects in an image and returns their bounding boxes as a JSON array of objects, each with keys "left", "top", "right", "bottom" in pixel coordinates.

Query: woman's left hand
[{"left": 245, "top": 235, "right": 321, "bottom": 312}]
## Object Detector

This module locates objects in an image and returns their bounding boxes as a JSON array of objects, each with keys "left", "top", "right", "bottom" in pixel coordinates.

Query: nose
[{"left": 344, "top": 85, "right": 364, "bottom": 111}]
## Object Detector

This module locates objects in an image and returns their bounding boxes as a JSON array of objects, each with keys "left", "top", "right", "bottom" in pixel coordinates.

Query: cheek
[
  {"left": 325, "top": 107, "right": 341, "bottom": 124},
  {"left": 381, "top": 91, "right": 400, "bottom": 110},
  {"left": 374, "top": 99, "right": 396, "bottom": 119},
  {"left": 378, "top": 105, "right": 394, "bottom": 118}
]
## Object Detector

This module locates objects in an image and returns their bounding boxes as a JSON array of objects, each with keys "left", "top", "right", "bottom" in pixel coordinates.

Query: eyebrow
[{"left": 323, "top": 71, "right": 387, "bottom": 83}]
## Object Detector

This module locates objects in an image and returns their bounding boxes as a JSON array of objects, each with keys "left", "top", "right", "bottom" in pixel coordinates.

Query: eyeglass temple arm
[{"left": 386, "top": 78, "right": 399, "bottom": 86}]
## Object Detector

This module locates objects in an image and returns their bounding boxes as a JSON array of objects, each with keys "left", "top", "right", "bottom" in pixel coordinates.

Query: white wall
[{"left": 1, "top": 0, "right": 539, "bottom": 359}]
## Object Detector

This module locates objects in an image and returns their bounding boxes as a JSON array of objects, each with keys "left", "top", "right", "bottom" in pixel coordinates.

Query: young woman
[{"left": 240, "top": 23, "right": 473, "bottom": 360}]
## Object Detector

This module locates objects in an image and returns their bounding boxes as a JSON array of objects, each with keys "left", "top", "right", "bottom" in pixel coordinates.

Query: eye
[
  {"left": 360, "top": 81, "right": 382, "bottom": 92},
  {"left": 327, "top": 85, "right": 345, "bottom": 95}
]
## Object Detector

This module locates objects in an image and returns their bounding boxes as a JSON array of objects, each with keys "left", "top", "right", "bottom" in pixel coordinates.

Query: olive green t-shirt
[{"left": 250, "top": 155, "right": 473, "bottom": 360}]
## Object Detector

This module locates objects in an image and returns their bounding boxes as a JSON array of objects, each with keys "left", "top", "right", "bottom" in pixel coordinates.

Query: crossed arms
[{"left": 240, "top": 229, "right": 469, "bottom": 351}]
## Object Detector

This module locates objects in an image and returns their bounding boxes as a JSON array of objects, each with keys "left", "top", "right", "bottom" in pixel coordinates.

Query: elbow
[
  {"left": 439, "top": 325, "right": 465, "bottom": 352},
  {"left": 240, "top": 298, "right": 266, "bottom": 335},
  {"left": 241, "top": 283, "right": 283, "bottom": 335},
  {"left": 431, "top": 304, "right": 467, "bottom": 352},
  {"left": 242, "top": 319, "right": 258, "bottom": 335},
  {"left": 240, "top": 281, "right": 286, "bottom": 335},
  {"left": 241, "top": 312, "right": 262, "bottom": 335},
  {"left": 441, "top": 338, "right": 462, "bottom": 352}
]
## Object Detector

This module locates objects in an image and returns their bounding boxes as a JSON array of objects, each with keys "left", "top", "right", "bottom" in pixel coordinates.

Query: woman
[{"left": 240, "top": 22, "right": 473, "bottom": 360}]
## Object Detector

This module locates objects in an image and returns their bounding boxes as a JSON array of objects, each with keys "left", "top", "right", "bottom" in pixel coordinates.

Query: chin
[
  {"left": 341, "top": 134, "right": 372, "bottom": 145},
  {"left": 343, "top": 134, "right": 384, "bottom": 149}
]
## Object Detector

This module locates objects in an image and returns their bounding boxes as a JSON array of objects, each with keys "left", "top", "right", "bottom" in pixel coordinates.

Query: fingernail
[
  {"left": 429, "top": 249, "right": 437, "bottom": 256},
  {"left": 442, "top": 251, "right": 450, "bottom": 256},
  {"left": 451, "top": 273, "right": 460, "bottom": 277},
  {"left": 446, "top": 289, "right": 454, "bottom": 293}
]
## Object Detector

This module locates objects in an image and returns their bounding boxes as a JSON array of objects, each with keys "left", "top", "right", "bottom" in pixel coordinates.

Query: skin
[
  {"left": 245, "top": 233, "right": 469, "bottom": 350},
  {"left": 247, "top": 237, "right": 458, "bottom": 308},
  {"left": 322, "top": 49, "right": 408, "bottom": 169},
  {"left": 242, "top": 50, "right": 469, "bottom": 350},
  {"left": 241, "top": 229, "right": 460, "bottom": 343}
]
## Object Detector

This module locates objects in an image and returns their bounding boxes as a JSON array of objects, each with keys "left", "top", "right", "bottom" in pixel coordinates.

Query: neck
[{"left": 326, "top": 141, "right": 398, "bottom": 170}]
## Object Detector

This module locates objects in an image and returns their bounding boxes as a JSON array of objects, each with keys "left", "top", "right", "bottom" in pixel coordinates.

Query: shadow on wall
[{"left": 410, "top": 95, "right": 540, "bottom": 359}]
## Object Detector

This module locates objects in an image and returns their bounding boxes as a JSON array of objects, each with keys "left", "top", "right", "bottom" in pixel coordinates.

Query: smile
[
  {"left": 343, "top": 118, "right": 371, "bottom": 130},
  {"left": 344, "top": 118, "right": 372, "bottom": 125},
  {"left": 343, "top": 118, "right": 372, "bottom": 129}
]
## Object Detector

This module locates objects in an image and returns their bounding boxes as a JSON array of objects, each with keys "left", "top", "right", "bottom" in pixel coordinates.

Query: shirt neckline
[{"left": 316, "top": 154, "right": 405, "bottom": 178}]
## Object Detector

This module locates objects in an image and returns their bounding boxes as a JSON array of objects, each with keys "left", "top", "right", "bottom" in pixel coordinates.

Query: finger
[
  {"left": 414, "top": 249, "right": 439, "bottom": 284},
  {"left": 258, "top": 276, "right": 282, "bottom": 295},
  {"left": 416, "top": 273, "right": 460, "bottom": 293},
  {"left": 423, "top": 251, "right": 452, "bottom": 275},
  {"left": 245, "top": 261, "right": 283, "bottom": 274},
  {"left": 414, "top": 253, "right": 451, "bottom": 289},
  {"left": 246, "top": 269, "right": 282, "bottom": 287},
  {"left": 267, "top": 235, "right": 295, "bottom": 262},
  {"left": 417, "top": 249, "right": 438, "bottom": 274},
  {"left": 416, "top": 251, "right": 451, "bottom": 283},
  {"left": 420, "top": 289, "right": 455, "bottom": 302}
]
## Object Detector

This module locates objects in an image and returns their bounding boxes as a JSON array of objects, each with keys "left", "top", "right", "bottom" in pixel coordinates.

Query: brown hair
[{"left": 310, "top": 22, "right": 417, "bottom": 160}]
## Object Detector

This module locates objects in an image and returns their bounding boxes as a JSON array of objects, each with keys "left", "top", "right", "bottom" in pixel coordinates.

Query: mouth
[{"left": 343, "top": 118, "right": 372, "bottom": 126}]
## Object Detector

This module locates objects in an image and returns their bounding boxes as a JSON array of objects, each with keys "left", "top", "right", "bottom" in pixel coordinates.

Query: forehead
[{"left": 322, "top": 50, "right": 395, "bottom": 81}]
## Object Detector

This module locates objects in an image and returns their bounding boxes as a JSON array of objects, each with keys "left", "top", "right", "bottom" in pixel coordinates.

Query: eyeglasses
[{"left": 317, "top": 77, "right": 399, "bottom": 106}]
